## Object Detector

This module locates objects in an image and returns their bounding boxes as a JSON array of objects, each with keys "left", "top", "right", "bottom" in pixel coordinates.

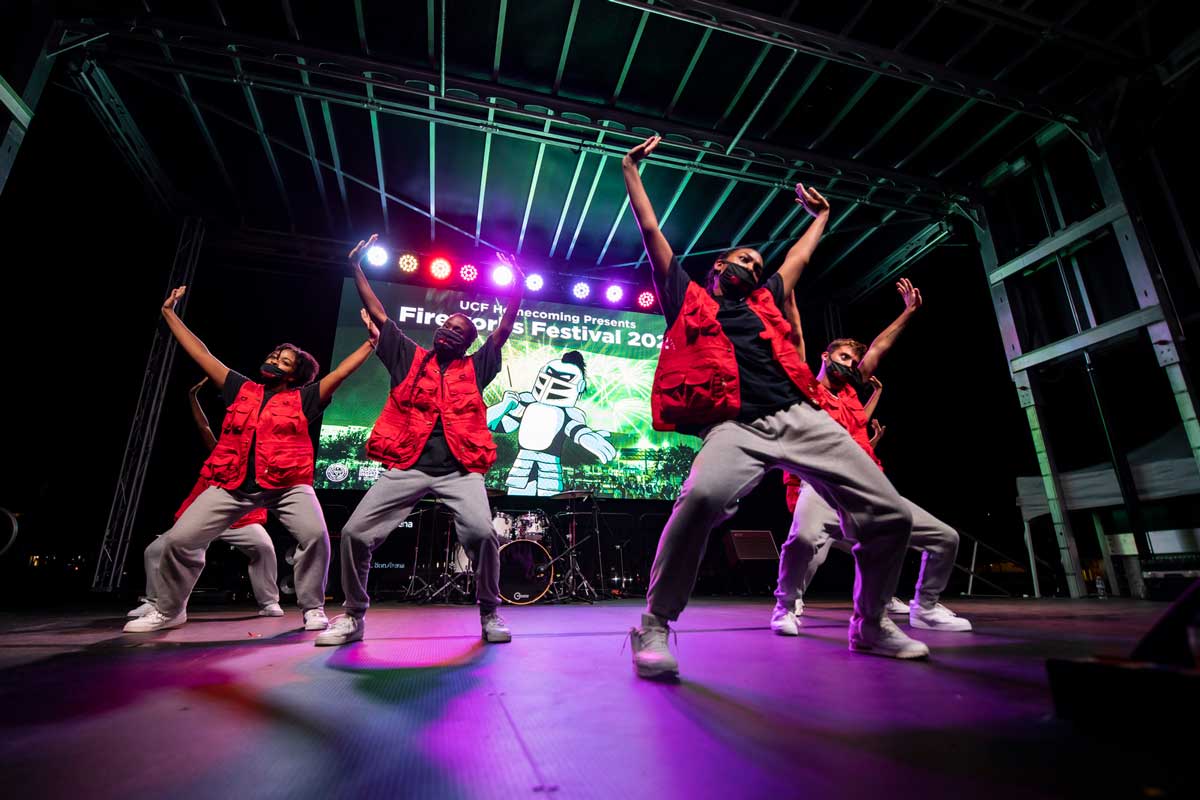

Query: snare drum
[
  {"left": 513, "top": 510, "right": 549, "bottom": 542},
  {"left": 491, "top": 511, "right": 515, "bottom": 540},
  {"left": 498, "top": 539, "right": 554, "bottom": 605}
]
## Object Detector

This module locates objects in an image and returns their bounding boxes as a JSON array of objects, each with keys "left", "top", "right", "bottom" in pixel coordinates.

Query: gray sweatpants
[
  {"left": 155, "top": 485, "right": 330, "bottom": 617},
  {"left": 646, "top": 401, "right": 912, "bottom": 624},
  {"left": 143, "top": 523, "right": 279, "bottom": 608},
  {"left": 339, "top": 468, "right": 501, "bottom": 616},
  {"left": 776, "top": 482, "right": 960, "bottom": 610}
]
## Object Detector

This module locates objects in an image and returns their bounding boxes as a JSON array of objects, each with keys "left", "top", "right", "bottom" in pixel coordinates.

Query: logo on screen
[{"left": 325, "top": 463, "right": 350, "bottom": 483}]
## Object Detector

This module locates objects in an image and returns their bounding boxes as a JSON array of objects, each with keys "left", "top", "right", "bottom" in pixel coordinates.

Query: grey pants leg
[
  {"left": 143, "top": 535, "right": 168, "bottom": 602},
  {"left": 905, "top": 499, "right": 960, "bottom": 609},
  {"left": 775, "top": 492, "right": 959, "bottom": 610},
  {"left": 157, "top": 485, "right": 329, "bottom": 617},
  {"left": 143, "top": 524, "right": 279, "bottom": 607},
  {"left": 431, "top": 471, "right": 501, "bottom": 614},
  {"left": 217, "top": 523, "right": 280, "bottom": 607},
  {"left": 645, "top": 401, "right": 911, "bottom": 623},
  {"left": 775, "top": 484, "right": 840, "bottom": 607},
  {"left": 340, "top": 468, "right": 500, "bottom": 616}
]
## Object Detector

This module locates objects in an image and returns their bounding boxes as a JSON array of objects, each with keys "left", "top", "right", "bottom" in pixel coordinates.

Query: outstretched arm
[
  {"left": 493, "top": 252, "right": 526, "bottom": 347},
  {"left": 775, "top": 185, "right": 831, "bottom": 296},
  {"left": 348, "top": 234, "right": 389, "bottom": 327},
  {"left": 862, "top": 376, "right": 883, "bottom": 420},
  {"left": 161, "top": 286, "right": 230, "bottom": 389},
  {"left": 317, "top": 309, "right": 379, "bottom": 404},
  {"left": 782, "top": 290, "right": 806, "bottom": 364},
  {"left": 858, "top": 278, "right": 922, "bottom": 380},
  {"left": 188, "top": 377, "right": 219, "bottom": 451},
  {"left": 622, "top": 135, "right": 675, "bottom": 287}
]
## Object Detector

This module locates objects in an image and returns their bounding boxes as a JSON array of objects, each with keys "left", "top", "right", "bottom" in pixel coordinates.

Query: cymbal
[{"left": 549, "top": 489, "right": 593, "bottom": 501}]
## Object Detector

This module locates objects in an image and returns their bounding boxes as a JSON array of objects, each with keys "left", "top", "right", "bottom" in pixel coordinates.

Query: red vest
[
  {"left": 365, "top": 347, "right": 497, "bottom": 474},
  {"left": 815, "top": 381, "right": 882, "bottom": 469},
  {"left": 652, "top": 282, "right": 820, "bottom": 432},
  {"left": 201, "top": 381, "right": 315, "bottom": 490},
  {"left": 175, "top": 476, "right": 268, "bottom": 529}
]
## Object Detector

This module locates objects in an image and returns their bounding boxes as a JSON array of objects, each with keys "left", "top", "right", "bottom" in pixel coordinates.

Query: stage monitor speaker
[{"left": 724, "top": 530, "right": 779, "bottom": 566}]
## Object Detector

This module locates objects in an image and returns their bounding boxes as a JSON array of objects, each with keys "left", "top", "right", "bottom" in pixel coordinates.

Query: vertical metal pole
[{"left": 1023, "top": 519, "right": 1042, "bottom": 598}]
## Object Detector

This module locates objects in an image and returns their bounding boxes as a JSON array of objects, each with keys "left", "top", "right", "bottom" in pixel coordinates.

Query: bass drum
[{"left": 498, "top": 539, "right": 554, "bottom": 605}]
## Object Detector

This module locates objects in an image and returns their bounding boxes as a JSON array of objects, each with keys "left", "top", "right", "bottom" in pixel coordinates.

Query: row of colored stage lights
[{"left": 364, "top": 245, "right": 657, "bottom": 310}]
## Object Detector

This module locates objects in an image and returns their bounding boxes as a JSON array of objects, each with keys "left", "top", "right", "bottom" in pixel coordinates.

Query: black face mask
[
  {"left": 260, "top": 362, "right": 286, "bottom": 379},
  {"left": 716, "top": 261, "right": 758, "bottom": 299},
  {"left": 433, "top": 327, "right": 468, "bottom": 359},
  {"left": 825, "top": 359, "right": 863, "bottom": 388}
]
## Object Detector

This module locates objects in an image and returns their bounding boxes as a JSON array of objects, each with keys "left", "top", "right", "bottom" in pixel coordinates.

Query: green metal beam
[
  {"left": 554, "top": 0, "right": 582, "bottom": 94},
  {"left": 681, "top": 170, "right": 745, "bottom": 258},
  {"left": 612, "top": 5, "right": 650, "bottom": 103},
  {"left": 761, "top": 60, "right": 825, "bottom": 140},
  {"left": 550, "top": 147, "right": 592, "bottom": 256},
  {"left": 566, "top": 149, "right": 610, "bottom": 259},
  {"left": 714, "top": 44, "right": 772, "bottom": 130},
  {"left": 493, "top": 0, "right": 508, "bottom": 79},
  {"left": 596, "top": 161, "right": 644, "bottom": 264},
  {"left": 475, "top": 109, "right": 494, "bottom": 245},
  {"left": 810, "top": 73, "right": 878, "bottom": 150},
  {"left": 517, "top": 120, "right": 552, "bottom": 253},
  {"left": 665, "top": 28, "right": 711, "bottom": 117}
]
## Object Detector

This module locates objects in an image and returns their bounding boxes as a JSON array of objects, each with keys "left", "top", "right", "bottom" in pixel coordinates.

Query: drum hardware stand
[
  {"left": 422, "top": 514, "right": 475, "bottom": 604},
  {"left": 610, "top": 537, "right": 632, "bottom": 598},
  {"left": 399, "top": 504, "right": 435, "bottom": 601},
  {"left": 551, "top": 491, "right": 599, "bottom": 602}
]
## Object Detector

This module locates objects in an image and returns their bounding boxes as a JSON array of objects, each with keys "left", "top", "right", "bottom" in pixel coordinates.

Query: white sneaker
[
  {"left": 481, "top": 611, "right": 512, "bottom": 643},
  {"left": 258, "top": 603, "right": 285, "bottom": 617},
  {"left": 794, "top": 598, "right": 805, "bottom": 617},
  {"left": 315, "top": 615, "right": 364, "bottom": 646},
  {"left": 770, "top": 603, "right": 800, "bottom": 636},
  {"left": 630, "top": 613, "right": 678, "bottom": 679},
  {"left": 123, "top": 609, "right": 187, "bottom": 633},
  {"left": 849, "top": 616, "right": 929, "bottom": 659},
  {"left": 303, "top": 609, "right": 330, "bottom": 631},
  {"left": 910, "top": 602, "right": 973, "bottom": 632},
  {"left": 887, "top": 597, "right": 910, "bottom": 615},
  {"left": 127, "top": 601, "right": 156, "bottom": 618}
]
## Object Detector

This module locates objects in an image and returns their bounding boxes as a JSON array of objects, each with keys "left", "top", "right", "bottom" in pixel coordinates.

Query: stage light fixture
[
  {"left": 430, "top": 258, "right": 452, "bottom": 280},
  {"left": 492, "top": 264, "right": 514, "bottom": 287},
  {"left": 398, "top": 253, "right": 419, "bottom": 273},
  {"left": 365, "top": 244, "right": 389, "bottom": 267},
  {"left": 572, "top": 281, "right": 590, "bottom": 300}
]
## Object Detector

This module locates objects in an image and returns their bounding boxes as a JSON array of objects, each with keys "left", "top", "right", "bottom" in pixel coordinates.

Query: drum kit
[{"left": 397, "top": 487, "right": 614, "bottom": 606}]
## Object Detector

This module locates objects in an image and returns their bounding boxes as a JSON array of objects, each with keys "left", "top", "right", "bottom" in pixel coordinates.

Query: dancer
[
  {"left": 772, "top": 280, "right": 972, "bottom": 635},
  {"left": 316, "top": 238, "right": 525, "bottom": 647},
  {"left": 125, "top": 288, "right": 377, "bottom": 633},
  {"left": 128, "top": 377, "right": 281, "bottom": 619},
  {"left": 621, "top": 134, "right": 926, "bottom": 679}
]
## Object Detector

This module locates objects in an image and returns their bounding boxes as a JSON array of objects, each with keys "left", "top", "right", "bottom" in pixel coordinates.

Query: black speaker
[{"left": 723, "top": 530, "right": 779, "bottom": 566}]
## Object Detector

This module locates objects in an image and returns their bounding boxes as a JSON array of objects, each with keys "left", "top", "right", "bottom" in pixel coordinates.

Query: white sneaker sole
[
  {"left": 770, "top": 622, "right": 799, "bottom": 636},
  {"left": 314, "top": 630, "right": 363, "bottom": 646},
  {"left": 849, "top": 640, "right": 930, "bottom": 660},
  {"left": 259, "top": 608, "right": 286, "bottom": 617},
  {"left": 910, "top": 617, "right": 973, "bottom": 632},
  {"left": 634, "top": 660, "right": 679, "bottom": 680},
  {"left": 123, "top": 613, "right": 187, "bottom": 633},
  {"left": 304, "top": 618, "right": 330, "bottom": 631},
  {"left": 483, "top": 630, "right": 512, "bottom": 643}
]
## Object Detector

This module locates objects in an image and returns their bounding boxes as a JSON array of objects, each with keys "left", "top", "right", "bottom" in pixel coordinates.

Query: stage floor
[{"left": 0, "top": 598, "right": 1189, "bottom": 799}]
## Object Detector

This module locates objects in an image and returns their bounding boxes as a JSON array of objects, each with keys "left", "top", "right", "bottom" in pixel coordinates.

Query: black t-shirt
[
  {"left": 657, "top": 257, "right": 804, "bottom": 423},
  {"left": 376, "top": 319, "right": 502, "bottom": 475},
  {"left": 222, "top": 371, "right": 329, "bottom": 493}
]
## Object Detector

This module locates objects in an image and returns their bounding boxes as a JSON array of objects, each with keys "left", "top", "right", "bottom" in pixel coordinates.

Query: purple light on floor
[
  {"left": 605, "top": 285, "right": 624, "bottom": 303},
  {"left": 572, "top": 281, "right": 590, "bottom": 300}
]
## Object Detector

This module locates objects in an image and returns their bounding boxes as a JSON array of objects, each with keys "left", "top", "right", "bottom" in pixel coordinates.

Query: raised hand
[
  {"left": 190, "top": 376, "right": 209, "bottom": 395},
  {"left": 897, "top": 278, "right": 922, "bottom": 312},
  {"left": 348, "top": 233, "right": 380, "bottom": 266},
  {"left": 163, "top": 285, "right": 187, "bottom": 312},
  {"left": 868, "top": 419, "right": 886, "bottom": 448},
  {"left": 623, "top": 135, "right": 662, "bottom": 167},
  {"left": 795, "top": 183, "right": 830, "bottom": 217},
  {"left": 496, "top": 251, "right": 525, "bottom": 287},
  {"left": 360, "top": 308, "right": 380, "bottom": 347}
]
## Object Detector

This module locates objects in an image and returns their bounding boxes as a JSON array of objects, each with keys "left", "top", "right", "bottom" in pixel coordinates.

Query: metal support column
[{"left": 93, "top": 218, "right": 205, "bottom": 592}]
